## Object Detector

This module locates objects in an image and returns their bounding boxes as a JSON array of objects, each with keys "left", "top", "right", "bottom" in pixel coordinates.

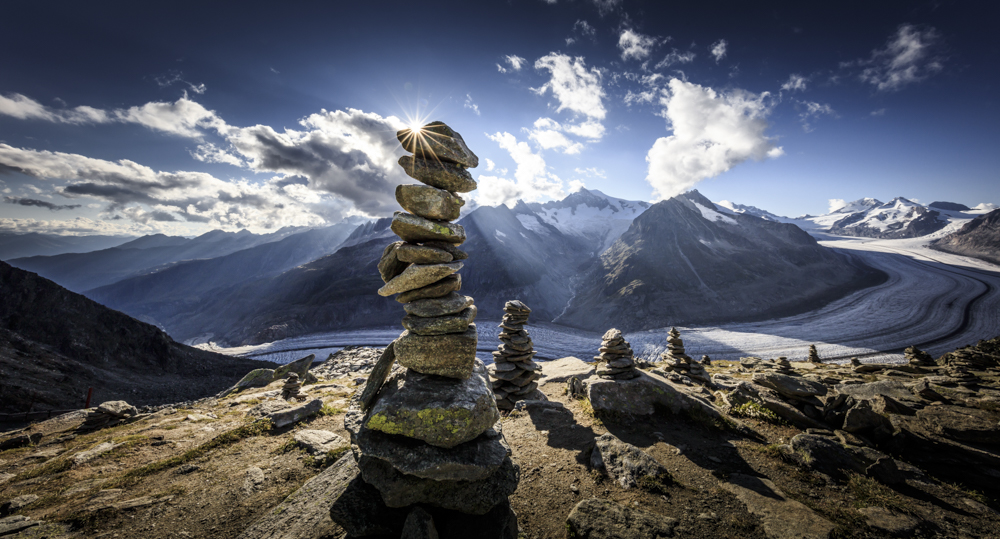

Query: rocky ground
[{"left": 2, "top": 341, "right": 1000, "bottom": 538}]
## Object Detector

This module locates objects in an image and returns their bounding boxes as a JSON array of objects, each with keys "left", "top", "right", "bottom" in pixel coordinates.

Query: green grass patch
[
  {"left": 728, "top": 402, "right": 785, "bottom": 425},
  {"left": 754, "top": 443, "right": 787, "bottom": 459},
  {"left": 106, "top": 418, "right": 273, "bottom": 489},
  {"left": 316, "top": 404, "right": 344, "bottom": 417},
  {"left": 11, "top": 456, "right": 73, "bottom": 482},
  {"left": 637, "top": 472, "right": 674, "bottom": 495},
  {"left": 848, "top": 473, "right": 909, "bottom": 513}
]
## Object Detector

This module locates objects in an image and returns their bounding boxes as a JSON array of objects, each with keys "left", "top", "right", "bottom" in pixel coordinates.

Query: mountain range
[
  {"left": 931, "top": 209, "right": 1000, "bottom": 265},
  {"left": 0, "top": 232, "right": 132, "bottom": 260},
  {"left": 3, "top": 189, "right": 997, "bottom": 349}
]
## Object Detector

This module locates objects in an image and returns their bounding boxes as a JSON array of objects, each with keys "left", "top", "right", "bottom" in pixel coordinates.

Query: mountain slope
[
  {"left": 930, "top": 209, "right": 1000, "bottom": 266},
  {"left": 513, "top": 188, "right": 649, "bottom": 253},
  {"left": 85, "top": 223, "right": 358, "bottom": 328},
  {"left": 8, "top": 227, "right": 304, "bottom": 292},
  {"left": 0, "top": 261, "right": 270, "bottom": 413},
  {"left": 0, "top": 232, "right": 132, "bottom": 261},
  {"left": 555, "top": 191, "right": 887, "bottom": 331}
]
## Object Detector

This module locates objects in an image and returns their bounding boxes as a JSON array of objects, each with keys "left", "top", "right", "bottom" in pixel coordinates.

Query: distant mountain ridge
[
  {"left": 0, "top": 232, "right": 133, "bottom": 261},
  {"left": 7, "top": 227, "right": 307, "bottom": 292},
  {"left": 554, "top": 191, "right": 886, "bottom": 331},
  {"left": 827, "top": 197, "right": 947, "bottom": 239},
  {"left": 930, "top": 209, "right": 1000, "bottom": 266},
  {"left": 0, "top": 261, "right": 270, "bottom": 413}
]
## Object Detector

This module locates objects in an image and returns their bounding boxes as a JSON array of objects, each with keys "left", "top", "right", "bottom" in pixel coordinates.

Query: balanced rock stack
[
  {"left": 281, "top": 373, "right": 304, "bottom": 401},
  {"left": 333, "top": 122, "right": 519, "bottom": 537},
  {"left": 594, "top": 328, "right": 639, "bottom": 380},
  {"left": 661, "top": 327, "right": 693, "bottom": 369},
  {"left": 904, "top": 346, "right": 935, "bottom": 367},
  {"left": 808, "top": 344, "right": 821, "bottom": 363},
  {"left": 489, "top": 300, "right": 541, "bottom": 410},
  {"left": 773, "top": 356, "right": 794, "bottom": 374}
]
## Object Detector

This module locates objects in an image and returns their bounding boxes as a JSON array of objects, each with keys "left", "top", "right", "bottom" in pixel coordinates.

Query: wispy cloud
[
  {"left": 856, "top": 24, "right": 944, "bottom": 91},
  {"left": 655, "top": 49, "right": 695, "bottom": 69},
  {"left": 481, "top": 132, "right": 565, "bottom": 206},
  {"left": 780, "top": 74, "right": 808, "bottom": 92},
  {"left": 710, "top": 39, "right": 728, "bottom": 62},
  {"left": 798, "top": 101, "right": 837, "bottom": 132},
  {"left": 618, "top": 29, "right": 659, "bottom": 61},
  {"left": 463, "top": 94, "right": 481, "bottom": 116},
  {"left": 0, "top": 93, "right": 110, "bottom": 124},
  {"left": 532, "top": 53, "right": 606, "bottom": 121}
]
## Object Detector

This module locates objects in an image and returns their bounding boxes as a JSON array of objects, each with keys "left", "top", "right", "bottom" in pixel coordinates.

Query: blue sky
[{"left": 0, "top": 0, "right": 996, "bottom": 236}]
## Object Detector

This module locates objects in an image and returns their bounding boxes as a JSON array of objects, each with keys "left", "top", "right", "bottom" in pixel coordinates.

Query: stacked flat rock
[
  {"left": 944, "top": 365, "right": 978, "bottom": 386},
  {"left": 773, "top": 356, "right": 794, "bottom": 374},
  {"left": 808, "top": 344, "right": 821, "bottom": 363},
  {"left": 490, "top": 300, "right": 541, "bottom": 410},
  {"left": 660, "top": 327, "right": 692, "bottom": 371},
  {"left": 904, "top": 346, "right": 935, "bottom": 367},
  {"left": 701, "top": 354, "right": 712, "bottom": 366},
  {"left": 79, "top": 400, "right": 138, "bottom": 431},
  {"left": 850, "top": 357, "right": 862, "bottom": 368},
  {"left": 333, "top": 122, "right": 518, "bottom": 537},
  {"left": 281, "top": 373, "right": 304, "bottom": 400},
  {"left": 594, "top": 328, "right": 639, "bottom": 380}
]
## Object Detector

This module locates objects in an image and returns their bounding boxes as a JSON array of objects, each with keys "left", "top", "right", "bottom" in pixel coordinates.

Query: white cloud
[
  {"left": 154, "top": 71, "right": 207, "bottom": 95},
  {"left": 566, "top": 38, "right": 576, "bottom": 46},
  {"left": 858, "top": 24, "right": 943, "bottom": 91},
  {"left": 0, "top": 93, "right": 111, "bottom": 124},
  {"left": 573, "top": 20, "right": 596, "bottom": 40},
  {"left": 0, "top": 143, "right": 330, "bottom": 231},
  {"left": 574, "top": 167, "right": 606, "bottom": 178},
  {"left": 828, "top": 198, "right": 848, "bottom": 213},
  {"left": 484, "top": 158, "right": 495, "bottom": 171},
  {"left": 645, "top": 79, "right": 781, "bottom": 201},
  {"left": 563, "top": 119, "right": 605, "bottom": 140},
  {"left": 567, "top": 179, "right": 586, "bottom": 193},
  {"left": 973, "top": 203, "right": 998, "bottom": 212},
  {"left": 191, "top": 143, "right": 244, "bottom": 167},
  {"left": 618, "top": 29, "right": 658, "bottom": 61},
  {"left": 532, "top": 53, "right": 606, "bottom": 121},
  {"left": 710, "top": 39, "right": 728, "bottom": 62},
  {"left": 464, "top": 94, "right": 481, "bottom": 116},
  {"left": 496, "top": 64, "right": 507, "bottom": 74},
  {"left": 654, "top": 49, "right": 696, "bottom": 69},
  {"left": 781, "top": 74, "right": 808, "bottom": 92},
  {"left": 798, "top": 101, "right": 836, "bottom": 132},
  {"left": 482, "top": 132, "right": 565, "bottom": 206},
  {"left": 114, "top": 95, "right": 229, "bottom": 138},
  {"left": 504, "top": 55, "right": 527, "bottom": 71},
  {"left": 870, "top": 108, "right": 886, "bottom": 116},
  {"left": 527, "top": 118, "right": 584, "bottom": 154}
]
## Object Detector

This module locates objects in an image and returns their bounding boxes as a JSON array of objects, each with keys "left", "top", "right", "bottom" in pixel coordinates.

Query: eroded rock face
[{"left": 364, "top": 360, "right": 499, "bottom": 448}]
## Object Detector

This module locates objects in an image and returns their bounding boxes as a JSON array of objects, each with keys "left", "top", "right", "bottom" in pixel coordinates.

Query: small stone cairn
[
  {"left": 490, "top": 300, "right": 541, "bottom": 410},
  {"left": 773, "top": 356, "right": 794, "bottom": 374},
  {"left": 79, "top": 401, "right": 138, "bottom": 431},
  {"left": 334, "top": 121, "right": 518, "bottom": 537},
  {"left": 595, "top": 328, "right": 639, "bottom": 380},
  {"left": 660, "top": 327, "right": 692, "bottom": 371},
  {"left": 701, "top": 354, "right": 712, "bottom": 366},
  {"left": 850, "top": 357, "right": 862, "bottom": 368},
  {"left": 808, "top": 344, "right": 821, "bottom": 363},
  {"left": 904, "top": 345, "right": 935, "bottom": 367},
  {"left": 281, "top": 372, "right": 305, "bottom": 401}
]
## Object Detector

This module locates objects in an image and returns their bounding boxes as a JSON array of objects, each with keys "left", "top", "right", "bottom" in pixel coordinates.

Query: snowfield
[{"left": 199, "top": 235, "right": 1000, "bottom": 366}]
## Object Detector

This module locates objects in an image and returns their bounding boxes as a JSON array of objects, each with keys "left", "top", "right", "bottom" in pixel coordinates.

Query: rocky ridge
[{"left": 930, "top": 208, "right": 1000, "bottom": 266}]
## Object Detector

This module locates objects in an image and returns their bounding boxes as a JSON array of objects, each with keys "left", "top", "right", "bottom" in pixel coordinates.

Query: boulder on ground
[
  {"left": 591, "top": 433, "right": 673, "bottom": 490},
  {"left": 752, "top": 372, "right": 828, "bottom": 398},
  {"left": 293, "top": 430, "right": 347, "bottom": 455},
  {"left": 565, "top": 498, "right": 678, "bottom": 539},
  {"left": 266, "top": 399, "right": 323, "bottom": 429},
  {"left": 96, "top": 401, "right": 137, "bottom": 418},
  {"left": 585, "top": 370, "right": 722, "bottom": 419}
]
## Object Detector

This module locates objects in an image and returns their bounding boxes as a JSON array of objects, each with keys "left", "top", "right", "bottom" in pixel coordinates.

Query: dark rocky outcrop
[
  {"left": 0, "top": 261, "right": 270, "bottom": 414},
  {"left": 930, "top": 208, "right": 1000, "bottom": 266}
]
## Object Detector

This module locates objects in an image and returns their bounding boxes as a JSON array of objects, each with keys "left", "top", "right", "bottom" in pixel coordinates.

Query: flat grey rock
[
  {"left": 721, "top": 473, "right": 835, "bottom": 539},
  {"left": 395, "top": 324, "right": 478, "bottom": 379},
  {"left": 591, "top": 433, "right": 673, "bottom": 490},
  {"left": 565, "top": 498, "right": 678, "bottom": 539},
  {"left": 752, "top": 372, "right": 828, "bottom": 398},
  {"left": 266, "top": 399, "right": 322, "bottom": 428},
  {"left": 378, "top": 261, "right": 464, "bottom": 297},
  {"left": 293, "top": 430, "right": 347, "bottom": 455},
  {"left": 586, "top": 370, "right": 722, "bottom": 419}
]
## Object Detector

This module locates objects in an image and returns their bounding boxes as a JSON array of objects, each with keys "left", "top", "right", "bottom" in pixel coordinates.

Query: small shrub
[
  {"left": 316, "top": 404, "right": 344, "bottom": 417},
  {"left": 848, "top": 473, "right": 909, "bottom": 513},
  {"left": 754, "top": 443, "right": 786, "bottom": 459},
  {"left": 728, "top": 402, "right": 784, "bottom": 425},
  {"left": 638, "top": 472, "right": 674, "bottom": 495}
]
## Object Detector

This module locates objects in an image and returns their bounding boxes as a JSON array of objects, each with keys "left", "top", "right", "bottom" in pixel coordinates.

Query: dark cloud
[{"left": 4, "top": 196, "right": 81, "bottom": 211}]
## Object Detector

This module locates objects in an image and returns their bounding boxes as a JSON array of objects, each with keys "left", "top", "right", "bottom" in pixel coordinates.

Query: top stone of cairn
[{"left": 397, "top": 121, "right": 479, "bottom": 169}]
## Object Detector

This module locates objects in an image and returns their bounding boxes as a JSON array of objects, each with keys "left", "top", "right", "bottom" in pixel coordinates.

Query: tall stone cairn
[
  {"left": 594, "top": 328, "right": 639, "bottom": 380},
  {"left": 661, "top": 327, "right": 692, "bottom": 370},
  {"left": 490, "top": 300, "right": 541, "bottom": 411},
  {"left": 334, "top": 121, "right": 518, "bottom": 537},
  {"left": 808, "top": 344, "right": 821, "bottom": 363}
]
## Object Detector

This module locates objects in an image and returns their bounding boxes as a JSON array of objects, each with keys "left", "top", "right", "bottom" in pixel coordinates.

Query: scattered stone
[
  {"left": 591, "top": 433, "right": 673, "bottom": 490},
  {"left": 565, "top": 498, "right": 678, "bottom": 539},
  {"left": 396, "top": 184, "right": 464, "bottom": 221},
  {"left": 175, "top": 464, "right": 200, "bottom": 475},
  {"left": 587, "top": 370, "right": 723, "bottom": 420},
  {"left": 242, "top": 467, "right": 265, "bottom": 496},
  {"left": 294, "top": 430, "right": 347, "bottom": 455},
  {"left": 266, "top": 399, "right": 323, "bottom": 429},
  {"left": 720, "top": 473, "right": 835, "bottom": 539}
]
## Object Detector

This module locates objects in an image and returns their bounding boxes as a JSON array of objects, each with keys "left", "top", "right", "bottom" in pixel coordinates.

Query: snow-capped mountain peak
[{"left": 512, "top": 187, "right": 650, "bottom": 253}]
